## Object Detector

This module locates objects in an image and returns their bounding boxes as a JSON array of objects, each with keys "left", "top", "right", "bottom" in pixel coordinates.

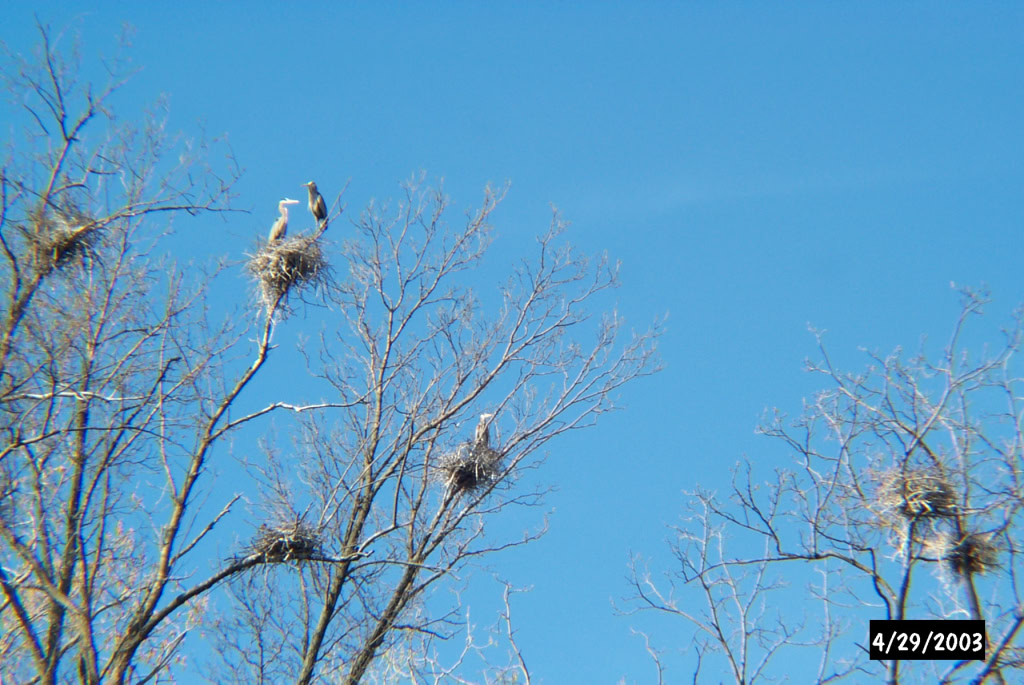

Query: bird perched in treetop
[
  {"left": 475, "top": 413, "right": 494, "bottom": 448},
  {"left": 268, "top": 198, "right": 299, "bottom": 243},
  {"left": 304, "top": 181, "right": 328, "bottom": 232}
]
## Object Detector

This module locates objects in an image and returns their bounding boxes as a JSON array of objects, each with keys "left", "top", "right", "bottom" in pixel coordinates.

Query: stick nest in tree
[
  {"left": 438, "top": 442, "right": 503, "bottom": 494},
  {"left": 926, "top": 532, "right": 999, "bottom": 576},
  {"left": 247, "top": 234, "right": 329, "bottom": 312},
  {"left": 874, "top": 468, "right": 958, "bottom": 519},
  {"left": 246, "top": 519, "right": 323, "bottom": 563},
  {"left": 29, "top": 209, "right": 100, "bottom": 274}
]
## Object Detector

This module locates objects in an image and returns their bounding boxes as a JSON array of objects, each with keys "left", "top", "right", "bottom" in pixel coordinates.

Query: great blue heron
[
  {"left": 268, "top": 198, "right": 299, "bottom": 243},
  {"left": 304, "top": 181, "right": 328, "bottom": 230},
  {"left": 475, "top": 413, "right": 494, "bottom": 448}
]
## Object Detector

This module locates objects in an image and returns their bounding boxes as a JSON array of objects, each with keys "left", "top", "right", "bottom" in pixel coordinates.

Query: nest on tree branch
[
  {"left": 926, "top": 531, "right": 999, "bottom": 577},
  {"left": 245, "top": 519, "right": 323, "bottom": 563},
  {"left": 437, "top": 442, "right": 503, "bottom": 494},
  {"left": 247, "top": 234, "right": 328, "bottom": 313},
  {"left": 29, "top": 209, "right": 100, "bottom": 274},
  {"left": 875, "top": 468, "right": 958, "bottom": 519}
]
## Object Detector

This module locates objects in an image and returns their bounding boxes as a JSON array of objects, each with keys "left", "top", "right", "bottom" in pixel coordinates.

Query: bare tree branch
[{"left": 627, "top": 287, "right": 1023, "bottom": 683}]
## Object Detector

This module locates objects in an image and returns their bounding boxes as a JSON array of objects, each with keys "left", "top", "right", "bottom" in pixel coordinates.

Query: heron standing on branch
[
  {"left": 304, "top": 181, "right": 328, "bottom": 232},
  {"left": 268, "top": 198, "right": 299, "bottom": 243},
  {"left": 475, "top": 413, "right": 495, "bottom": 449}
]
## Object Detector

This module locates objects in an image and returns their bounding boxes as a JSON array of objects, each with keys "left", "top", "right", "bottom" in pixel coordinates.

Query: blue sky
[{"left": 4, "top": 3, "right": 1023, "bottom": 681}]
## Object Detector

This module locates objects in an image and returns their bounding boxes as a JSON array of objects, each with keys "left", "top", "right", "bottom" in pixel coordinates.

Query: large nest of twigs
[
  {"left": 874, "top": 468, "right": 958, "bottom": 519},
  {"left": 927, "top": 532, "right": 1000, "bottom": 577},
  {"left": 437, "top": 442, "right": 503, "bottom": 494},
  {"left": 247, "top": 234, "right": 329, "bottom": 312},
  {"left": 29, "top": 209, "right": 100, "bottom": 274},
  {"left": 246, "top": 519, "right": 323, "bottom": 563}
]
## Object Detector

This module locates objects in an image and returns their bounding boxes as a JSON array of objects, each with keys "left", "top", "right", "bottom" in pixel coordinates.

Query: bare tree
[
  {"left": 0, "top": 21, "right": 273, "bottom": 685},
  {"left": 212, "top": 179, "right": 661, "bottom": 684},
  {"left": 343, "top": 579, "right": 533, "bottom": 685},
  {"left": 0, "top": 24, "right": 660, "bottom": 684},
  {"left": 628, "top": 288, "right": 1024, "bottom": 684}
]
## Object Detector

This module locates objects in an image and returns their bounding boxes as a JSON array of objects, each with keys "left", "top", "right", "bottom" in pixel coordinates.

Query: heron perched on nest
[
  {"left": 437, "top": 413, "right": 502, "bottom": 494},
  {"left": 268, "top": 198, "right": 300, "bottom": 243},
  {"left": 304, "top": 181, "right": 328, "bottom": 232}
]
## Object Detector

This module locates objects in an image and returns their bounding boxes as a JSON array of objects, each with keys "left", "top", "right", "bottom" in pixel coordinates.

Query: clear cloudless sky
[{"left": 4, "top": 3, "right": 1024, "bottom": 682}]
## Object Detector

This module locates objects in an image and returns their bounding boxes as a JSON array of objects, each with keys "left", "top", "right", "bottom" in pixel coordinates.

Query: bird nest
[
  {"left": 248, "top": 234, "right": 329, "bottom": 312},
  {"left": 874, "top": 468, "right": 958, "bottom": 519},
  {"left": 926, "top": 532, "right": 999, "bottom": 577},
  {"left": 28, "top": 211, "right": 100, "bottom": 275},
  {"left": 245, "top": 519, "right": 323, "bottom": 563},
  {"left": 437, "top": 442, "right": 503, "bottom": 494}
]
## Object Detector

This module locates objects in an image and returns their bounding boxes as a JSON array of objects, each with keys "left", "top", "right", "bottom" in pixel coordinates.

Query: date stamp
[{"left": 869, "top": 619, "right": 986, "bottom": 660}]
